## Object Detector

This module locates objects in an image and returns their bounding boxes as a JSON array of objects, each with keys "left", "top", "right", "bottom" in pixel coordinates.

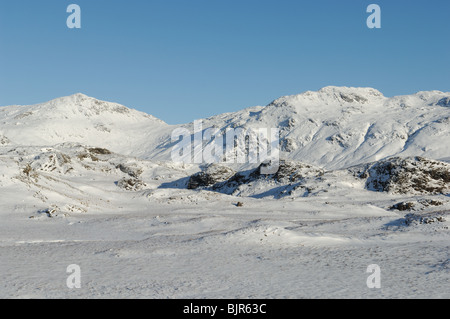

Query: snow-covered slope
[
  {"left": 1, "top": 87, "right": 449, "bottom": 170},
  {"left": 185, "top": 156, "right": 450, "bottom": 200},
  {"left": 149, "top": 86, "right": 450, "bottom": 169},
  {"left": 1, "top": 89, "right": 450, "bottom": 299},
  {"left": 0, "top": 143, "right": 196, "bottom": 216},
  {"left": 0, "top": 93, "right": 172, "bottom": 157}
]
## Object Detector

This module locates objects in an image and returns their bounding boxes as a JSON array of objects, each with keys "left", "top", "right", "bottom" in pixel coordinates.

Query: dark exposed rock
[
  {"left": 437, "top": 97, "right": 450, "bottom": 107},
  {"left": 405, "top": 213, "right": 447, "bottom": 226},
  {"left": 339, "top": 93, "right": 368, "bottom": 104},
  {"left": 281, "top": 138, "right": 297, "bottom": 152},
  {"left": 389, "top": 199, "right": 446, "bottom": 212},
  {"left": 390, "top": 202, "right": 415, "bottom": 211},
  {"left": 350, "top": 157, "right": 450, "bottom": 195},
  {"left": 187, "top": 160, "right": 324, "bottom": 198},
  {"left": 88, "top": 147, "right": 112, "bottom": 155},
  {"left": 419, "top": 199, "right": 444, "bottom": 207},
  {"left": 0, "top": 135, "right": 11, "bottom": 145},
  {"left": 187, "top": 164, "right": 235, "bottom": 190},
  {"left": 116, "top": 164, "right": 143, "bottom": 178},
  {"left": 117, "top": 178, "right": 146, "bottom": 191}
]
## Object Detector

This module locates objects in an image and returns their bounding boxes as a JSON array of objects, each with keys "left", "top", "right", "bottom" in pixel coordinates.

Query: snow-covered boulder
[
  {"left": 187, "top": 164, "right": 236, "bottom": 189},
  {"left": 351, "top": 157, "right": 450, "bottom": 195}
]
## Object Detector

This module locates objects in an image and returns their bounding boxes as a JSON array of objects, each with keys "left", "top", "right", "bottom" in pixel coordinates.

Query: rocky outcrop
[
  {"left": 187, "top": 164, "right": 236, "bottom": 190},
  {"left": 187, "top": 160, "right": 325, "bottom": 198},
  {"left": 351, "top": 157, "right": 450, "bottom": 195}
]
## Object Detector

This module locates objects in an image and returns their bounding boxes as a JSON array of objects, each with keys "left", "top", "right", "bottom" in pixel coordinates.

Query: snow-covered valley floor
[{"left": 1, "top": 191, "right": 448, "bottom": 299}]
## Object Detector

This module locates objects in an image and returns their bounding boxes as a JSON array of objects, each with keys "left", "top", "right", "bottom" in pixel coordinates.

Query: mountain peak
[
  {"left": 268, "top": 86, "right": 386, "bottom": 108},
  {"left": 317, "top": 86, "right": 384, "bottom": 98},
  {"left": 70, "top": 92, "right": 89, "bottom": 98},
  {"left": 49, "top": 93, "right": 91, "bottom": 105},
  {"left": 52, "top": 92, "right": 108, "bottom": 105},
  {"left": 37, "top": 93, "right": 136, "bottom": 117}
]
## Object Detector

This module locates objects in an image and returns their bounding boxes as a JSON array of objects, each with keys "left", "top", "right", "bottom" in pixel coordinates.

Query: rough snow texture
[
  {"left": 2, "top": 87, "right": 450, "bottom": 169},
  {"left": 0, "top": 94, "right": 171, "bottom": 158},
  {"left": 350, "top": 157, "right": 450, "bottom": 195},
  {"left": 1, "top": 87, "right": 449, "bottom": 299},
  {"left": 148, "top": 86, "right": 450, "bottom": 170},
  {"left": 188, "top": 160, "right": 326, "bottom": 199}
]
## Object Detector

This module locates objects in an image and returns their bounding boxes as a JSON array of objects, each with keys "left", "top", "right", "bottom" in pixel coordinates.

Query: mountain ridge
[{"left": 1, "top": 86, "right": 449, "bottom": 170}]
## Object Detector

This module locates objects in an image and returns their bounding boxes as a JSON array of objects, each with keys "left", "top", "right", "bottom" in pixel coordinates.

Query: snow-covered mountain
[
  {"left": 3, "top": 86, "right": 448, "bottom": 204},
  {"left": 0, "top": 93, "right": 172, "bottom": 158},
  {"left": 1, "top": 87, "right": 449, "bottom": 170},
  {"left": 150, "top": 86, "right": 450, "bottom": 169},
  {"left": 1, "top": 88, "right": 450, "bottom": 299}
]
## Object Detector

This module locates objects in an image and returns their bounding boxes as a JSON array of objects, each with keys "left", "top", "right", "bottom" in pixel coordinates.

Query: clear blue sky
[{"left": 1, "top": 0, "right": 449, "bottom": 124}]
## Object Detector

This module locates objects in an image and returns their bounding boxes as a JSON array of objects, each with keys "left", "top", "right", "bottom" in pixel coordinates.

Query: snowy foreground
[
  {"left": 1, "top": 190, "right": 449, "bottom": 299},
  {"left": 1, "top": 87, "right": 449, "bottom": 298},
  {"left": 0, "top": 145, "right": 448, "bottom": 299}
]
